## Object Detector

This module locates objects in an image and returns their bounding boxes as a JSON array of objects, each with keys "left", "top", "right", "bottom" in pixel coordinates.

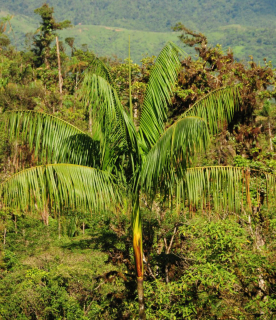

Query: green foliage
[
  {"left": 139, "top": 42, "right": 185, "bottom": 148},
  {"left": 140, "top": 117, "right": 209, "bottom": 198},
  {"left": 1, "top": 164, "right": 118, "bottom": 212},
  {"left": 1, "top": 7, "right": 276, "bottom": 318},
  {"left": 79, "top": 72, "right": 138, "bottom": 165},
  {"left": 183, "top": 87, "right": 240, "bottom": 135},
  {"left": 33, "top": 3, "right": 71, "bottom": 67},
  {"left": 0, "top": 215, "right": 129, "bottom": 319},
  {"left": 123, "top": 215, "right": 276, "bottom": 319},
  {"left": 1, "top": 1, "right": 276, "bottom": 63}
]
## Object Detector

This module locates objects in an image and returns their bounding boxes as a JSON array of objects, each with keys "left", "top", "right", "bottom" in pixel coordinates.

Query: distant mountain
[
  {"left": 0, "top": 0, "right": 275, "bottom": 63},
  {"left": 1, "top": 0, "right": 276, "bottom": 31}
]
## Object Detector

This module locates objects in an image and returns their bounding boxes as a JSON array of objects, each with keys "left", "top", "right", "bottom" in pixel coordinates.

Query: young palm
[{"left": 1, "top": 43, "right": 275, "bottom": 319}]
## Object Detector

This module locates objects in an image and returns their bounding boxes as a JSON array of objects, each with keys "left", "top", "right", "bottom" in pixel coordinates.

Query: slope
[{"left": 0, "top": 0, "right": 276, "bottom": 63}]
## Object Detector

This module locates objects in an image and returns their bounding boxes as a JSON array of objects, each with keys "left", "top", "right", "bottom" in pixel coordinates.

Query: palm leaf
[
  {"left": 3, "top": 110, "right": 101, "bottom": 168},
  {"left": 0, "top": 164, "right": 119, "bottom": 212},
  {"left": 182, "top": 86, "right": 241, "bottom": 134},
  {"left": 139, "top": 42, "right": 185, "bottom": 148},
  {"left": 175, "top": 166, "right": 276, "bottom": 213},
  {"left": 140, "top": 116, "right": 209, "bottom": 196},
  {"left": 79, "top": 73, "right": 139, "bottom": 168},
  {"left": 183, "top": 166, "right": 243, "bottom": 213},
  {"left": 87, "top": 56, "right": 115, "bottom": 87},
  {"left": 79, "top": 73, "right": 117, "bottom": 120}
]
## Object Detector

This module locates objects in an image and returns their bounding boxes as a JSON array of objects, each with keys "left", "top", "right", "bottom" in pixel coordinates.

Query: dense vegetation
[
  {"left": 3, "top": 0, "right": 276, "bottom": 31},
  {"left": 1, "top": 4, "right": 276, "bottom": 319},
  {"left": 1, "top": 0, "right": 276, "bottom": 63}
]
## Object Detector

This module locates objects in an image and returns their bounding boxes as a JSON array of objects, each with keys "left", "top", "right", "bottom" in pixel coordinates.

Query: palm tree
[{"left": 1, "top": 42, "right": 276, "bottom": 319}]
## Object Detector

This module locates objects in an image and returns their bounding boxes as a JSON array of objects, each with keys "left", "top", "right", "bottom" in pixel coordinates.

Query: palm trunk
[
  {"left": 132, "top": 195, "right": 146, "bottom": 319},
  {"left": 137, "top": 278, "right": 145, "bottom": 319}
]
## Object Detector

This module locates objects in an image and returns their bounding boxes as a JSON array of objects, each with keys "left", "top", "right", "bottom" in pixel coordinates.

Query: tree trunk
[
  {"left": 163, "top": 226, "right": 177, "bottom": 284},
  {"left": 137, "top": 278, "right": 146, "bottom": 319},
  {"left": 56, "top": 36, "right": 63, "bottom": 111},
  {"left": 268, "top": 121, "right": 273, "bottom": 151},
  {"left": 13, "top": 141, "right": 18, "bottom": 173},
  {"left": 56, "top": 36, "right": 63, "bottom": 94},
  {"left": 128, "top": 36, "right": 133, "bottom": 122},
  {"left": 248, "top": 214, "right": 267, "bottom": 313},
  {"left": 132, "top": 196, "right": 146, "bottom": 319},
  {"left": 245, "top": 169, "right": 252, "bottom": 212},
  {"left": 41, "top": 205, "right": 49, "bottom": 226},
  {"left": 3, "top": 228, "right": 6, "bottom": 246}
]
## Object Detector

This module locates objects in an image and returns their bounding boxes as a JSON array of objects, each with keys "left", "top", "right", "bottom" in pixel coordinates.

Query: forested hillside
[
  {"left": 1, "top": 3, "right": 276, "bottom": 319},
  {"left": 2, "top": 0, "right": 276, "bottom": 31},
  {"left": 0, "top": 0, "right": 276, "bottom": 63}
]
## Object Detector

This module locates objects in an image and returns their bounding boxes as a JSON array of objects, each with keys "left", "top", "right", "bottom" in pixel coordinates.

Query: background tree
[
  {"left": 0, "top": 17, "right": 11, "bottom": 49},
  {"left": 33, "top": 3, "right": 71, "bottom": 68},
  {"left": 172, "top": 23, "right": 276, "bottom": 164}
]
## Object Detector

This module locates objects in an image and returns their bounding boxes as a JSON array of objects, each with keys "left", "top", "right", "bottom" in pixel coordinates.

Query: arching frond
[
  {"left": 140, "top": 116, "right": 209, "bottom": 196},
  {"left": 175, "top": 166, "right": 276, "bottom": 213},
  {"left": 3, "top": 110, "right": 100, "bottom": 167},
  {"left": 80, "top": 73, "right": 117, "bottom": 118},
  {"left": 264, "top": 171, "right": 276, "bottom": 208},
  {"left": 182, "top": 86, "right": 241, "bottom": 134},
  {"left": 87, "top": 57, "right": 114, "bottom": 86},
  {"left": 79, "top": 73, "right": 139, "bottom": 165},
  {"left": 0, "top": 164, "right": 119, "bottom": 212},
  {"left": 139, "top": 42, "right": 185, "bottom": 148},
  {"left": 183, "top": 166, "right": 243, "bottom": 213}
]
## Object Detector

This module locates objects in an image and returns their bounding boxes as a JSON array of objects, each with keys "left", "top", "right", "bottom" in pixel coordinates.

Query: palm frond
[
  {"left": 182, "top": 86, "right": 241, "bottom": 134},
  {"left": 264, "top": 171, "right": 276, "bottom": 208},
  {"left": 3, "top": 110, "right": 101, "bottom": 167},
  {"left": 182, "top": 166, "right": 243, "bottom": 213},
  {"left": 0, "top": 164, "right": 119, "bottom": 212},
  {"left": 80, "top": 73, "right": 117, "bottom": 118},
  {"left": 140, "top": 116, "right": 209, "bottom": 196},
  {"left": 87, "top": 57, "right": 115, "bottom": 86},
  {"left": 139, "top": 42, "right": 185, "bottom": 148},
  {"left": 175, "top": 166, "right": 276, "bottom": 213},
  {"left": 79, "top": 73, "right": 139, "bottom": 166}
]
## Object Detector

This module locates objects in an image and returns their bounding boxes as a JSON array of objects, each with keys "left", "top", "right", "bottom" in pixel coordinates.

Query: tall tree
[
  {"left": 33, "top": 4, "right": 71, "bottom": 68},
  {"left": 0, "top": 16, "right": 11, "bottom": 49}
]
